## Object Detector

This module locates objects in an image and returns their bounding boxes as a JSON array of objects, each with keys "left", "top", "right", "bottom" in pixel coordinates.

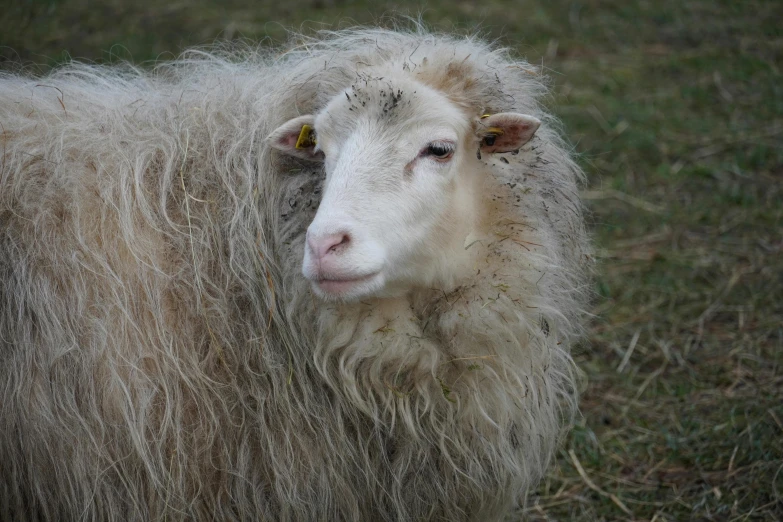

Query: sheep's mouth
[{"left": 312, "top": 272, "right": 381, "bottom": 298}]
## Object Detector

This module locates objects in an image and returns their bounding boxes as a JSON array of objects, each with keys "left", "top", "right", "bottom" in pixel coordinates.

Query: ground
[{"left": 2, "top": 0, "right": 781, "bottom": 520}]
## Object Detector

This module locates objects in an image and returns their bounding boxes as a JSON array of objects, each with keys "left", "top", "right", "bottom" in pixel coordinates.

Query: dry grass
[{"left": 2, "top": 0, "right": 782, "bottom": 519}]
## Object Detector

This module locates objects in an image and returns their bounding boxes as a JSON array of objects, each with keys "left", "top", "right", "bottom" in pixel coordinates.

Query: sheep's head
[{"left": 270, "top": 77, "right": 540, "bottom": 301}]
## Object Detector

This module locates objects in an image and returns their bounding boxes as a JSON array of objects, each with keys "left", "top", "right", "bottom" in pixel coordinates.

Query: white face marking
[{"left": 301, "top": 78, "right": 477, "bottom": 301}]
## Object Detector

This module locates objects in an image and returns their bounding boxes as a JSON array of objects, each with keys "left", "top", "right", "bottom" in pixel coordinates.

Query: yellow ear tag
[
  {"left": 295, "top": 124, "right": 316, "bottom": 149},
  {"left": 480, "top": 115, "right": 503, "bottom": 134}
]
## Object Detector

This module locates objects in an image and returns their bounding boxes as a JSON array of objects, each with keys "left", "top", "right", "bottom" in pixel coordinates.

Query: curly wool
[{"left": 0, "top": 26, "right": 591, "bottom": 521}]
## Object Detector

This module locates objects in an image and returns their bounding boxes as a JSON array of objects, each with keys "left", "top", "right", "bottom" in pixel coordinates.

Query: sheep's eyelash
[
  {"left": 418, "top": 140, "right": 457, "bottom": 163},
  {"left": 427, "top": 140, "right": 455, "bottom": 151}
]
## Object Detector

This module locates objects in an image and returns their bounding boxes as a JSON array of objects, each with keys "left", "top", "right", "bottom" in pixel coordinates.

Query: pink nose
[{"left": 307, "top": 232, "right": 351, "bottom": 259}]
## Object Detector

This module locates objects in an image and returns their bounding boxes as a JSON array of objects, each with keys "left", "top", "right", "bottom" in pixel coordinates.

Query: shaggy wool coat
[{"left": 0, "top": 28, "right": 590, "bottom": 521}]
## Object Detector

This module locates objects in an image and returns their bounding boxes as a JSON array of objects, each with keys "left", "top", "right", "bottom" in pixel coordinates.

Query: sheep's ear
[
  {"left": 476, "top": 113, "right": 541, "bottom": 153},
  {"left": 268, "top": 115, "right": 323, "bottom": 161}
]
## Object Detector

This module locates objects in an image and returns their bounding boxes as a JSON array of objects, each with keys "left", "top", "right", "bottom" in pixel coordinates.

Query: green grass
[{"left": 3, "top": 0, "right": 782, "bottom": 519}]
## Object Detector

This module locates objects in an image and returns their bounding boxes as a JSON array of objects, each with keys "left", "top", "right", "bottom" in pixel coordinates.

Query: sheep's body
[{"left": 0, "top": 28, "right": 590, "bottom": 521}]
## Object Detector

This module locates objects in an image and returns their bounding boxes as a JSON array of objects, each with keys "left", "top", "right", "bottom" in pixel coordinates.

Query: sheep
[{"left": 0, "top": 27, "right": 591, "bottom": 521}]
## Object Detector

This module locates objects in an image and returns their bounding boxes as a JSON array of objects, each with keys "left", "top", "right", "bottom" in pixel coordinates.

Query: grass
[{"left": 3, "top": 0, "right": 782, "bottom": 520}]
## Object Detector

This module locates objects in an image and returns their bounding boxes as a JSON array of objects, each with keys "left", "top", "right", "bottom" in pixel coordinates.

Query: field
[{"left": 2, "top": 0, "right": 782, "bottom": 520}]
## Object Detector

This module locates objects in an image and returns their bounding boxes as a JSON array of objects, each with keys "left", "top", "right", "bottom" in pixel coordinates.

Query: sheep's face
[{"left": 270, "top": 78, "right": 540, "bottom": 301}]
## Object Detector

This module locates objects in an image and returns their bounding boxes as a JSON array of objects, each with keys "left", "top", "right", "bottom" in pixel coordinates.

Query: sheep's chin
[{"left": 310, "top": 272, "right": 385, "bottom": 301}]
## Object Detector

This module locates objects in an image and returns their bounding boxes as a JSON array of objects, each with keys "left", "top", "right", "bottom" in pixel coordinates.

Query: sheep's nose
[{"left": 307, "top": 232, "right": 351, "bottom": 259}]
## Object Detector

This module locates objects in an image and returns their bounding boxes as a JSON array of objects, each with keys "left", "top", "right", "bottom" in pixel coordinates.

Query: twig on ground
[
  {"left": 768, "top": 409, "right": 783, "bottom": 433},
  {"left": 688, "top": 125, "right": 783, "bottom": 160},
  {"left": 568, "top": 449, "right": 634, "bottom": 517},
  {"left": 697, "top": 267, "right": 750, "bottom": 338},
  {"left": 617, "top": 329, "right": 641, "bottom": 373},
  {"left": 582, "top": 189, "right": 666, "bottom": 214}
]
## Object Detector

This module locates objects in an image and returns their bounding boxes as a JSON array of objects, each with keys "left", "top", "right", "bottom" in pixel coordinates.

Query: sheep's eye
[{"left": 421, "top": 141, "right": 455, "bottom": 161}]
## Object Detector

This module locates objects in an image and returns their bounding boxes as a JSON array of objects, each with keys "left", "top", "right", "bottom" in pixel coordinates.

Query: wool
[{"left": 0, "top": 26, "right": 590, "bottom": 521}]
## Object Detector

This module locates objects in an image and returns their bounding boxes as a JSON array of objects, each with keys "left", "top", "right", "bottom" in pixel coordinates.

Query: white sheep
[{"left": 0, "top": 27, "right": 590, "bottom": 521}]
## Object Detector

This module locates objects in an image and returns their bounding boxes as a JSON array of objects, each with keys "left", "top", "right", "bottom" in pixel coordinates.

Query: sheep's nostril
[
  {"left": 308, "top": 232, "right": 351, "bottom": 259},
  {"left": 328, "top": 234, "right": 350, "bottom": 253}
]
